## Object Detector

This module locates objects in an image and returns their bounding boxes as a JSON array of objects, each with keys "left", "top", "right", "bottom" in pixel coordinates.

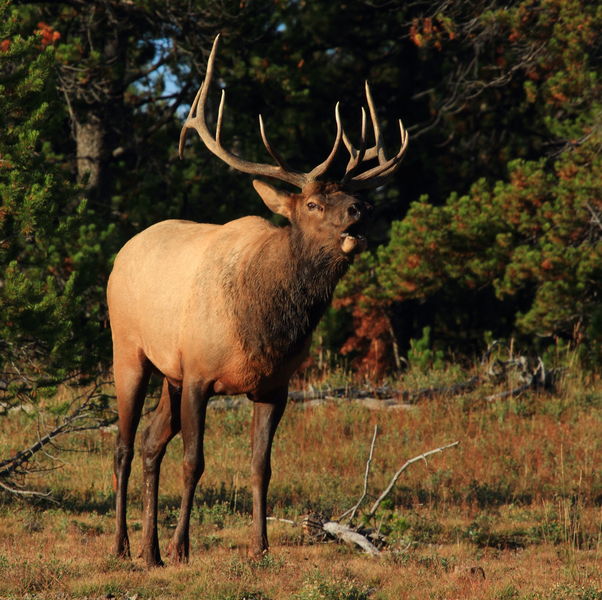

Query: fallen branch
[
  {"left": 400, "top": 377, "right": 481, "bottom": 403},
  {"left": 288, "top": 386, "right": 398, "bottom": 402},
  {"left": 0, "top": 380, "right": 116, "bottom": 498},
  {"left": 322, "top": 521, "right": 380, "bottom": 556},
  {"left": 289, "top": 345, "right": 559, "bottom": 408},
  {"left": 267, "top": 516, "right": 297, "bottom": 525},
  {"left": 366, "top": 441, "right": 460, "bottom": 520},
  {"left": 485, "top": 356, "right": 549, "bottom": 401},
  {"left": 275, "top": 436, "right": 460, "bottom": 556},
  {"left": 0, "top": 409, "right": 115, "bottom": 479},
  {"left": 338, "top": 424, "right": 379, "bottom": 523},
  {"left": 288, "top": 378, "right": 482, "bottom": 404},
  {"left": 0, "top": 478, "right": 53, "bottom": 499},
  {"left": 485, "top": 383, "right": 532, "bottom": 402}
]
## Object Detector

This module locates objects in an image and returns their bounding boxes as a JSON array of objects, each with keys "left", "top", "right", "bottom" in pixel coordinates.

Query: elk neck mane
[{"left": 222, "top": 223, "right": 350, "bottom": 365}]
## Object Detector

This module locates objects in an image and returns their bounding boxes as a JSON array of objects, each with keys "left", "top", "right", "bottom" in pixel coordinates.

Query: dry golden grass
[
  {"left": 0, "top": 369, "right": 601, "bottom": 599},
  {"left": 0, "top": 512, "right": 600, "bottom": 599}
]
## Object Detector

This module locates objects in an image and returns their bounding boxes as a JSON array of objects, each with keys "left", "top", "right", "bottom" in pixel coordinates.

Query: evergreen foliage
[
  {"left": 334, "top": 0, "right": 602, "bottom": 373},
  {"left": 0, "top": 0, "right": 112, "bottom": 380},
  {"left": 1, "top": 0, "right": 600, "bottom": 380}
]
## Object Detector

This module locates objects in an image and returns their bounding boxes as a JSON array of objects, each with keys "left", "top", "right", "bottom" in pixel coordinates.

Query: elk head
[{"left": 179, "top": 34, "right": 409, "bottom": 258}]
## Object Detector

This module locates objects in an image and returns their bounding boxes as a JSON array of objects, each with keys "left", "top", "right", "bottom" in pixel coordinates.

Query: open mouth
[{"left": 340, "top": 222, "right": 367, "bottom": 254}]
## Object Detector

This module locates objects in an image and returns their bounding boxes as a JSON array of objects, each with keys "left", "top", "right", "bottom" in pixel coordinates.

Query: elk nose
[{"left": 347, "top": 203, "right": 362, "bottom": 218}]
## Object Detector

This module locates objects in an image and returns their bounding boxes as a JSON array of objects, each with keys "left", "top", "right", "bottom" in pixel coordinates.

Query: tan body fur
[{"left": 108, "top": 217, "right": 309, "bottom": 396}]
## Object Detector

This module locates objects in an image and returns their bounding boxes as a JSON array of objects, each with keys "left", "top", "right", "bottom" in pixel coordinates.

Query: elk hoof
[
  {"left": 247, "top": 546, "right": 268, "bottom": 561},
  {"left": 166, "top": 541, "right": 189, "bottom": 564},
  {"left": 139, "top": 547, "right": 164, "bottom": 568},
  {"left": 114, "top": 536, "right": 131, "bottom": 560}
]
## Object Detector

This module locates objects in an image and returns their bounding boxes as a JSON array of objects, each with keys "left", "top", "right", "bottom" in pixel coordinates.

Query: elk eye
[{"left": 307, "top": 202, "right": 319, "bottom": 211}]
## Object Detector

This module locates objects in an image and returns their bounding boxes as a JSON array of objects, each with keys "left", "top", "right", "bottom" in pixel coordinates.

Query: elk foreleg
[
  {"left": 249, "top": 389, "right": 287, "bottom": 558},
  {"left": 167, "top": 378, "right": 210, "bottom": 563},
  {"left": 139, "top": 379, "right": 181, "bottom": 567},
  {"left": 113, "top": 352, "right": 151, "bottom": 559}
]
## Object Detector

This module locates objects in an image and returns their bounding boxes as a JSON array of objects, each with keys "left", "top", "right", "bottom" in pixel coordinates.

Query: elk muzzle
[{"left": 340, "top": 201, "right": 372, "bottom": 255}]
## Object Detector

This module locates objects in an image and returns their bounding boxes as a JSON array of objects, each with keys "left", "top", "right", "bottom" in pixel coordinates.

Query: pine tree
[
  {"left": 372, "top": 0, "right": 602, "bottom": 365},
  {"left": 0, "top": 0, "right": 113, "bottom": 384}
]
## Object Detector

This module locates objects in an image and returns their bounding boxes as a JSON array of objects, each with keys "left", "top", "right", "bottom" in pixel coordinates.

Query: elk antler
[
  {"left": 341, "top": 82, "right": 409, "bottom": 191},
  {"left": 179, "top": 34, "right": 408, "bottom": 191},
  {"left": 179, "top": 34, "right": 343, "bottom": 190}
]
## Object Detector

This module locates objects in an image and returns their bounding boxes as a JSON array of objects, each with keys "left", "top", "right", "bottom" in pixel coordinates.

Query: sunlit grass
[{"left": 0, "top": 365, "right": 601, "bottom": 598}]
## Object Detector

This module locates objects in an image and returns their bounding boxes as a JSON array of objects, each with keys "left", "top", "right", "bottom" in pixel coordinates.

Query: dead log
[{"left": 322, "top": 521, "right": 380, "bottom": 556}]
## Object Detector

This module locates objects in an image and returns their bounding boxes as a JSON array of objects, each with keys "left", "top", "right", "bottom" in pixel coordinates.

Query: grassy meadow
[{"left": 0, "top": 364, "right": 601, "bottom": 600}]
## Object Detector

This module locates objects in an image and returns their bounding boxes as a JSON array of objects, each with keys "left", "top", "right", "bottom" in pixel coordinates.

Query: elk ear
[{"left": 253, "top": 179, "right": 293, "bottom": 219}]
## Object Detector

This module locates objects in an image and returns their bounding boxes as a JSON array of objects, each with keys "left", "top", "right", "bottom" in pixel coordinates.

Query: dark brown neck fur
[{"left": 223, "top": 225, "right": 349, "bottom": 367}]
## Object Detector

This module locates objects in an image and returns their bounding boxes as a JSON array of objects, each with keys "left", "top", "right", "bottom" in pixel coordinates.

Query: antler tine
[
  {"left": 341, "top": 81, "right": 409, "bottom": 187},
  {"left": 179, "top": 34, "right": 308, "bottom": 189},
  {"left": 215, "top": 89, "right": 226, "bottom": 145},
  {"left": 353, "top": 119, "right": 408, "bottom": 181},
  {"left": 179, "top": 34, "right": 222, "bottom": 160},
  {"left": 178, "top": 79, "right": 204, "bottom": 159},
  {"left": 258, "top": 114, "right": 291, "bottom": 171},
  {"left": 345, "top": 119, "right": 409, "bottom": 191},
  {"left": 341, "top": 107, "right": 368, "bottom": 182},
  {"left": 307, "top": 102, "right": 343, "bottom": 181},
  {"left": 364, "top": 81, "right": 386, "bottom": 164},
  {"left": 337, "top": 79, "right": 410, "bottom": 191},
  {"left": 377, "top": 122, "right": 409, "bottom": 177},
  {"left": 342, "top": 107, "right": 365, "bottom": 156}
]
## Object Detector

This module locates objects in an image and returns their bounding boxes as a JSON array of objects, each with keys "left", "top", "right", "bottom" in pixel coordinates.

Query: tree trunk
[{"left": 75, "top": 113, "right": 106, "bottom": 192}]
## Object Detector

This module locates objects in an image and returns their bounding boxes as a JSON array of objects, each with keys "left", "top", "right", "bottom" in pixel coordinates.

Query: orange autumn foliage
[{"left": 35, "top": 22, "right": 60, "bottom": 48}]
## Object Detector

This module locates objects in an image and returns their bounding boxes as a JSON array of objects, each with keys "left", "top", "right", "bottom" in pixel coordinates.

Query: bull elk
[{"left": 107, "top": 34, "right": 408, "bottom": 566}]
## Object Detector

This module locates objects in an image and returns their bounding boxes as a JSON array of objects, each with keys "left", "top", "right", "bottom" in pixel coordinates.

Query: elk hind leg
[
  {"left": 167, "top": 378, "right": 210, "bottom": 563},
  {"left": 139, "top": 378, "right": 181, "bottom": 567},
  {"left": 113, "top": 348, "right": 151, "bottom": 558}
]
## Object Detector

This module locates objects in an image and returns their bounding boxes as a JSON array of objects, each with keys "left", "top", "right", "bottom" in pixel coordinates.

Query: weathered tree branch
[
  {"left": 0, "top": 381, "right": 116, "bottom": 497},
  {"left": 366, "top": 441, "right": 460, "bottom": 519},
  {"left": 275, "top": 435, "right": 460, "bottom": 556},
  {"left": 322, "top": 521, "right": 381, "bottom": 556},
  {"left": 0, "top": 478, "right": 53, "bottom": 499},
  {"left": 338, "top": 424, "right": 378, "bottom": 522}
]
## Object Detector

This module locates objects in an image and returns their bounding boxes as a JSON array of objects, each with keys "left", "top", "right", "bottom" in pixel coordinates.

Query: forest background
[{"left": 1, "top": 0, "right": 601, "bottom": 383}]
